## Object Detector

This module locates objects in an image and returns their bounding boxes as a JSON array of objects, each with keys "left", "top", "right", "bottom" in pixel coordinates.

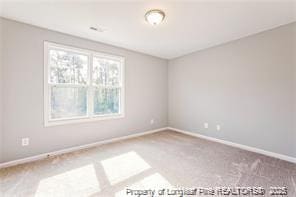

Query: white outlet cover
[
  {"left": 204, "top": 123, "right": 209, "bottom": 129},
  {"left": 216, "top": 125, "right": 221, "bottom": 131},
  {"left": 150, "top": 119, "right": 155, "bottom": 125},
  {"left": 22, "top": 138, "right": 29, "bottom": 146}
]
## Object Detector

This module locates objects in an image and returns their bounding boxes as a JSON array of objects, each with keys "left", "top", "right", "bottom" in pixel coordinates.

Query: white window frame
[{"left": 44, "top": 41, "right": 125, "bottom": 127}]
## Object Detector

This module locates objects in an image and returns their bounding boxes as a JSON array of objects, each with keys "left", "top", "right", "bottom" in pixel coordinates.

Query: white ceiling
[{"left": 0, "top": 0, "right": 296, "bottom": 59}]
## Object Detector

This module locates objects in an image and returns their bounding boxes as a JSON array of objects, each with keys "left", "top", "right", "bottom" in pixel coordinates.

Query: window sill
[{"left": 44, "top": 114, "right": 125, "bottom": 127}]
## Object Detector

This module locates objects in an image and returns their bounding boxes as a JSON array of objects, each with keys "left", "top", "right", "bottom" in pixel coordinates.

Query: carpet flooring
[{"left": 0, "top": 130, "right": 295, "bottom": 197}]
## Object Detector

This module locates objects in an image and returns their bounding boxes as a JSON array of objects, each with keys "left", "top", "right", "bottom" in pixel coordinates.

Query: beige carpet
[{"left": 0, "top": 130, "right": 295, "bottom": 197}]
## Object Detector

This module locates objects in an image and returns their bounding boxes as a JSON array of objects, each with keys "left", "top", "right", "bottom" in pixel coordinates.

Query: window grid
[{"left": 44, "top": 42, "right": 125, "bottom": 126}]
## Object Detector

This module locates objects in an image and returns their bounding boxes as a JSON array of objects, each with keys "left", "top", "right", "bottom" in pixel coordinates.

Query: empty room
[{"left": 0, "top": 1, "right": 296, "bottom": 197}]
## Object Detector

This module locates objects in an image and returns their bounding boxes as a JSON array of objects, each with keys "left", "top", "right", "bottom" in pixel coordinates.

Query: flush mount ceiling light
[{"left": 145, "top": 9, "right": 165, "bottom": 25}]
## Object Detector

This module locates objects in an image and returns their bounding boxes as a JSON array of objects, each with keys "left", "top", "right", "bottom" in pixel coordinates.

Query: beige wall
[
  {"left": 1, "top": 18, "right": 168, "bottom": 162},
  {"left": 169, "top": 22, "right": 296, "bottom": 157},
  {"left": 0, "top": 17, "right": 3, "bottom": 162},
  {"left": 294, "top": 23, "right": 296, "bottom": 157}
]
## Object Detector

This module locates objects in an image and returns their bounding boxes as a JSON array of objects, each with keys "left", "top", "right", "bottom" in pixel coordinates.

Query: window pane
[
  {"left": 93, "top": 57, "right": 120, "bottom": 86},
  {"left": 51, "top": 87, "right": 87, "bottom": 119},
  {"left": 49, "top": 49, "right": 88, "bottom": 85},
  {"left": 94, "top": 88, "right": 120, "bottom": 115}
]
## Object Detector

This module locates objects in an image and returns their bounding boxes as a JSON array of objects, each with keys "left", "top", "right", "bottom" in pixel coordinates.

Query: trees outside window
[{"left": 44, "top": 42, "right": 124, "bottom": 126}]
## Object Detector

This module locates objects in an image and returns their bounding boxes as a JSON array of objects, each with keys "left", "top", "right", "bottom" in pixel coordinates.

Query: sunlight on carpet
[
  {"left": 35, "top": 164, "right": 100, "bottom": 197},
  {"left": 101, "top": 151, "right": 151, "bottom": 185}
]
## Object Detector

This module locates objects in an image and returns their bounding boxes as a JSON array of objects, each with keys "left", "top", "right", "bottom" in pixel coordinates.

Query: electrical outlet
[
  {"left": 22, "top": 138, "right": 29, "bottom": 146},
  {"left": 150, "top": 119, "right": 155, "bottom": 125},
  {"left": 204, "top": 123, "right": 209, "bottom": 129},
  {"left": 216, "top": 125, "right": 221, "bottom": 131}
]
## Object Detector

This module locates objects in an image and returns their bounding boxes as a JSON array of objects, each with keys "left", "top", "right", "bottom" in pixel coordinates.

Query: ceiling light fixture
[{"left": 145, "top": 9, "right": 165, "bottom": 25}]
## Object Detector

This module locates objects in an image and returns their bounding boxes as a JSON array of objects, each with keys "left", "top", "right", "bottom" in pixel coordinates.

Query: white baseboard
[
  {"left": 2, "top": 126, "right": 295, "bottom": 169},
  {"left": 168, "top": 127, "right": 296, "bottom": 164},
  {"left": 0, "top": 127, "right": 168, "bottom": 169}
]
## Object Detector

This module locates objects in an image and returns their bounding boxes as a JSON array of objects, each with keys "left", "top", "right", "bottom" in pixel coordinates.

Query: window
[{"left": 44, "top": 42, "right": 124, "bottom": 126}]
